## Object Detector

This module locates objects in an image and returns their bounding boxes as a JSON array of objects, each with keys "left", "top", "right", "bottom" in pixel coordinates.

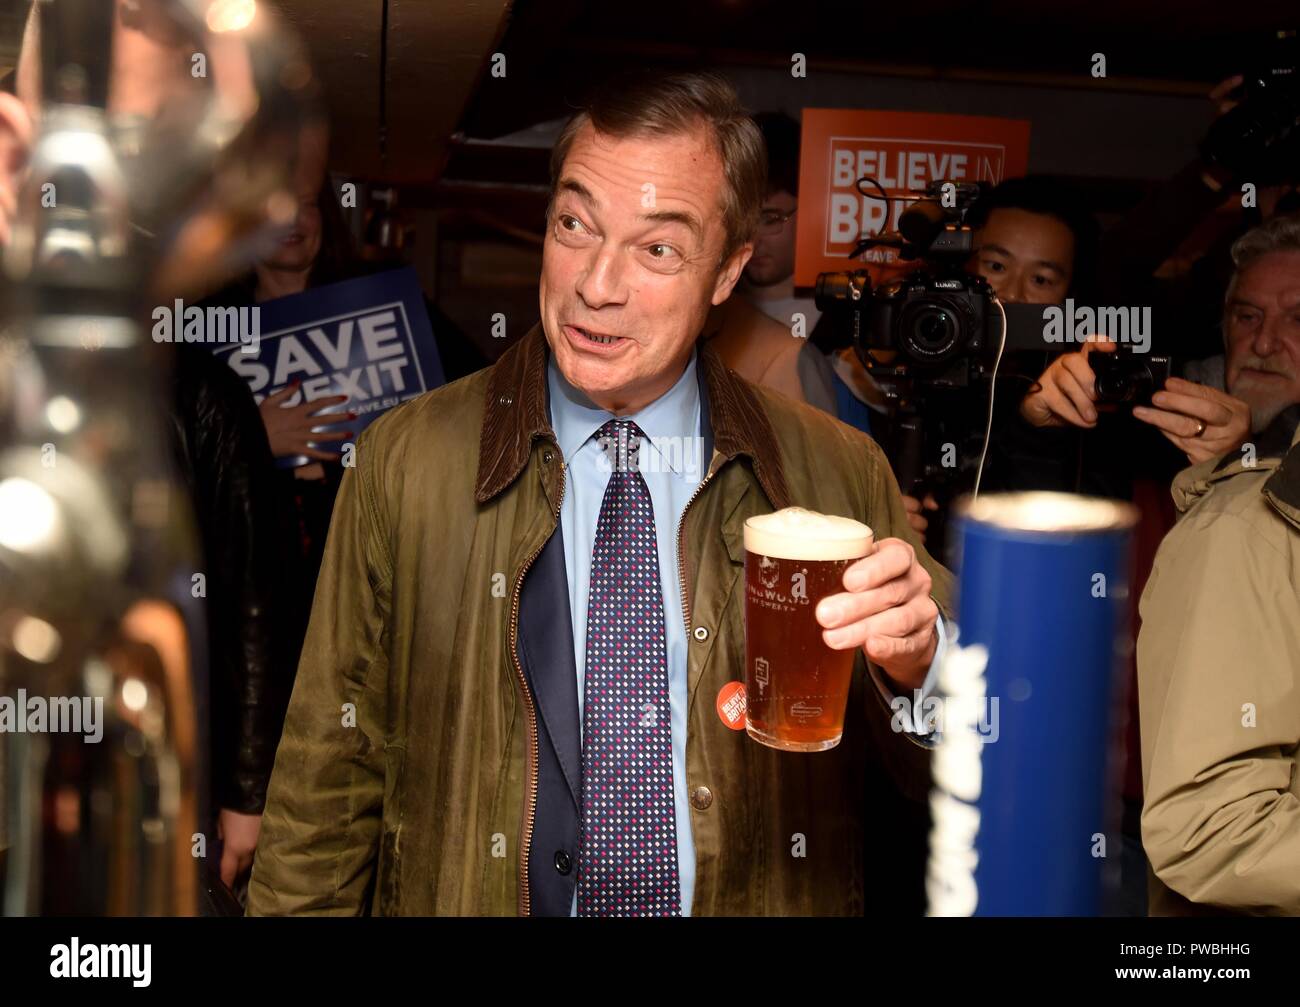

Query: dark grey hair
[{"left": 548, "top": 71, "right": 767, "bottom": 263}]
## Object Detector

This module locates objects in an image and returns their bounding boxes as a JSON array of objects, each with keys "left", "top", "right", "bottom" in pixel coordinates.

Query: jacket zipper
[
  {"left": 508, "top": 452, "right": 565, "bottom": 917},
  {"left": 675, "top": 458, "right": 718, "bottom": 634},
  {"left": 511, "top": 447, "right": 713, "bottom": 913}
]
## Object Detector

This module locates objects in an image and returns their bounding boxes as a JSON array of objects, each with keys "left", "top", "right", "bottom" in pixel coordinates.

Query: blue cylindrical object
[{"left": 926, "top": 492, "right": 1137, "bottom": 917}]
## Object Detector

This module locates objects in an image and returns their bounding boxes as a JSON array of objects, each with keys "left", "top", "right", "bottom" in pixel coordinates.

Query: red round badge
[{"left": 716, "top": 681, "right": 747, "bottom": 730}]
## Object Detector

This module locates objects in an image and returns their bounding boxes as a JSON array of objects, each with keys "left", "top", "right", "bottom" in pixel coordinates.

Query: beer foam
[{"left": 744, "top": 507, "right": 873, "bottom": 561}]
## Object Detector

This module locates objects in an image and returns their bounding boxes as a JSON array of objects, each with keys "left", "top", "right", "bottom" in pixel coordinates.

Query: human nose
[
  {"left": 1252, "top": 313, "right": 1283, "bottom": 357},
  {"left": 993, "top": 270, "right": 1022, "bottom": 304},
  {"left": 576, "top": 242, "right": 628, "bottom": 309}
]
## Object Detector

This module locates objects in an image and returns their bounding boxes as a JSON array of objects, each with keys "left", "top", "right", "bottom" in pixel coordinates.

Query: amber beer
[{"left": 743, "top": 508, "right": 874, "bottom": 751}]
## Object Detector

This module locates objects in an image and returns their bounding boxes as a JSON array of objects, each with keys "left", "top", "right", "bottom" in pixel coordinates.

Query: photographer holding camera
[
  {"left": 1019, "top": 341, "right": 1251, "bottom": 464},
  {"left": 849, "top": 176, "right": 1101, "bottom": 533},
  {"left": 1016, "top": 59, "right": 1300, "bottom": 467}
]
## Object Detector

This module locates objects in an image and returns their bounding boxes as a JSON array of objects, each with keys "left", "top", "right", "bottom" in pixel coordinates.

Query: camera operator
[
  {"left": 1137, "top": 213, "right": 1300, "bottom": 916},
  {"left": 895, "top": 176, "right": 1101, "bottom": 532},
  {"left": 968, "top": 176, "right": 1096, "bottom": 308}
]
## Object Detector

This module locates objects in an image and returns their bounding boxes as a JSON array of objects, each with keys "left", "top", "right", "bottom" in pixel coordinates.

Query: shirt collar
[{"left": 547, "top": 348, "right": 700, "bottom": 476}]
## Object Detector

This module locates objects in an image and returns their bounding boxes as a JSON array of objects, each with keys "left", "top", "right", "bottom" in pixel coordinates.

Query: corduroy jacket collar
[{"left": 475, "top": 322, "right": 791, "bottom": 510}]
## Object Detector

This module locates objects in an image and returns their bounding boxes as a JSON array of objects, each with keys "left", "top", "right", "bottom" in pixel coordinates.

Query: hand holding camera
[
  {"left": 1020, "top": 339, "right": 1117, "bottom": 429},
  {"left": 1132, "top": 379, "right": 1252, "bottom": 465},
  {"left": 1021, "top": 338, "right": 1251, "bottom": 464}
]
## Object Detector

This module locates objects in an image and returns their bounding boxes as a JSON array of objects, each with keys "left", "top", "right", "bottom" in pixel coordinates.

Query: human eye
[
  {"left": 641, "top": 241, "right": 683, "bottom": 270},
  {"left": 555, "top": 212, "right": 592, "bottom": 240}
]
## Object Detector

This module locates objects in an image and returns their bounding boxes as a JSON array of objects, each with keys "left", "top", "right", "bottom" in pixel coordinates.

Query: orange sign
[{"left": 793, "top": 110, "right": 1031, "bottom": 287}]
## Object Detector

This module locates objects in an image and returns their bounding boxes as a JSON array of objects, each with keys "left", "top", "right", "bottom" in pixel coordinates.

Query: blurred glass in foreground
[{"left": 0, "top": 0, "right": 315, "bottom": 915}]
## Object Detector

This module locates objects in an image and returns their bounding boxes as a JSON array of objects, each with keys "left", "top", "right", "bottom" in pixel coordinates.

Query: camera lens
[
  {"left": 1093, "top": 358, "right": 1152, "bottom": 404},
  {"left": 814, "top": 271, "right": 868, "bottom": 311},
  {"left": 899, "top": 300, "right": 962, "bottom": 363}
]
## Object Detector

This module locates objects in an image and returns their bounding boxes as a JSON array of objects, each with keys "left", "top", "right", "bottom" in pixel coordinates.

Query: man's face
[
  {"left": 971, "top": 207, "right": 1075, "bottom": 304},
  {"left": 744, "top": 188, "right": 797, "bottom": 287},
  {"left": 1224, "top": 249, "right": 1300, "bottom": 431},
  {"left": 540, "top": 121, "right": 751, "bottom": 415}
]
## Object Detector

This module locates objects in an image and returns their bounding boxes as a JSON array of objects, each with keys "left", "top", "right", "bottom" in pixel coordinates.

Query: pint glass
[{"left": 743, "top": 507, "right": 874, "bottom": 752}]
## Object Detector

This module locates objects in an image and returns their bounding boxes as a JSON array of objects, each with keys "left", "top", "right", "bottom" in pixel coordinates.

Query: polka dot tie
[{"left": 576, "top": 419, "right": 682, "bottom": 917}]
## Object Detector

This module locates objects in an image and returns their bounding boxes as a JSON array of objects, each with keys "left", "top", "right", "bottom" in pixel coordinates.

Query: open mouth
[{"left": 567, "top": 324, "right": 625, "bottom": 348}]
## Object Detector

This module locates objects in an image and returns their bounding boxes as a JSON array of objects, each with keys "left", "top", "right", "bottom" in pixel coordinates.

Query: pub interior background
[
  {"left": 0, "top": 0, "right": 1297, "bottom": 931},
  {"left": 0, "top": 2, "right": 1273, "bottom": 360}
]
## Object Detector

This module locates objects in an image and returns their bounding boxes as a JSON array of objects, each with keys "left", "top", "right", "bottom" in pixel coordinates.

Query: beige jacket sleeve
[{"left": 1138, "top": 507, "right": 1300, "bottom": 914}]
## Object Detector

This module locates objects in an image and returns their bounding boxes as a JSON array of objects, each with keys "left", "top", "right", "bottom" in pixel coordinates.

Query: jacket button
[
  {"left": 542, "top": 449, "right": 554, "bottom": 464},
  {"left": 498, "top": 394, "right": 513, "bottom": 406},
  {"left": 690, "top": 785, "right": 713, "bottom": 810},
  {"left": 692, "top": 626, "right": 709, "bottom": 642},
  {"left": 553, "top": 850, "right": 572, "bottom": 875}
]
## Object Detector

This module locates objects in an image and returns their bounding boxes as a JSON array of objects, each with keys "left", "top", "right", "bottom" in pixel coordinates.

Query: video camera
[
  {"left": 813, "top": 179, "right": 1051, "bottom": 551},
  {"left": 814, "top": 180, "right": 1004, "bottom": 390}
]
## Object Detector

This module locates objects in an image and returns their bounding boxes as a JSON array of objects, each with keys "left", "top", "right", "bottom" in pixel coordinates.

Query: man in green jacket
[{"left": 247, "top": 71, "right": 953, "bottom": 916}]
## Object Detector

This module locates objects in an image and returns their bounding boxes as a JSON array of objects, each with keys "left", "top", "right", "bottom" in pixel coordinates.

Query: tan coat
[{"left": 1137, "top": 418, "right": 1300, "bottom": 915}]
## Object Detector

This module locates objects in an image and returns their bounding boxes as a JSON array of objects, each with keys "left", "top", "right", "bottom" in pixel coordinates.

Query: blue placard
[{"left": 211, "top": 267, "right": 445, "bottom": 466}]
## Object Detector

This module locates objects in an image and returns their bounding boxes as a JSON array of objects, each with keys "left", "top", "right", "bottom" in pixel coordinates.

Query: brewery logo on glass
[
  {"left": 743, "top": 508, "right": 874, "bottom": 752},
  {"left": 750, "top": 552, "right": 811, "bottom": 612}
]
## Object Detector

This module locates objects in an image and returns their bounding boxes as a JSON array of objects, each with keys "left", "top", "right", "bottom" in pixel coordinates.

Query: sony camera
[{"left": 1090, "top": 349, "right": 1173, "bottom": 406}]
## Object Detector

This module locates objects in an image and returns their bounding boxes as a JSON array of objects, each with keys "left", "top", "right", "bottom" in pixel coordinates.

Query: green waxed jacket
[{"left": 246, "top": 323, "right": 953, "bottom": 916}]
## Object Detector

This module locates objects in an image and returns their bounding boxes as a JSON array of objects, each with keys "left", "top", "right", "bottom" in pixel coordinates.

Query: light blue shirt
[{"left": 547, "top": 348, "right": 945, "bottom": 917}]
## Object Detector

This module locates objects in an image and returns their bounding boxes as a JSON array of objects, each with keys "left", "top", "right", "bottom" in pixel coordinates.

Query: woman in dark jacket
[{"left": 166, "top": 343, "right": 292, "bottom": 901}]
